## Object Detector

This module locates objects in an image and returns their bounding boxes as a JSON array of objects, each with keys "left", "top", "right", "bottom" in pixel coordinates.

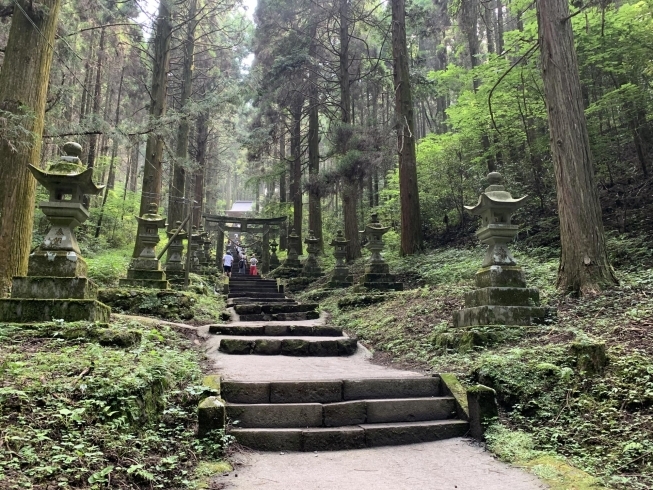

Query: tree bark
[
  {"left": 134, "top": 0, "right": 172, "bottom": 257},
  {"left": 168, "top": 0, "right": 197, "bottom": 231},
  {"left": 193, "top": 110, "right": 209, "bottom": 227},
  {"left": 87, "top": 26, "right": 105, "bottom": 169},
  {"left": 392, "top": 0, "right": 423, "bottom": 255},
  {"left": 279, "top": 127, "right": 288, "bottom": 250},
  {"left": 537, "top": 0, "right": 617, "bottom": 293},
  {"left": 307, "top": 22, "right": 323, "bottom": 252},
  {"left": 290, "top": 98, "right": 303, "bottom": 254},
  {"left": 0, "top": 0, "right": 62, "bottom": 295},
  {"left": 339, "top": 0, "right": 360, "bottom": 261}
]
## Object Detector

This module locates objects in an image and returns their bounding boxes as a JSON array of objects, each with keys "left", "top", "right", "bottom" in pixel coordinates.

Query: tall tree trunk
[
  {"left": 496, "top": 0, "right": 504, "bottom": 55},
  {"left": 95, "top": 66, "right": 125, "bottom": 238},
  {"left": 193, "top": 109, "right": 209, "bottom": 227},
  {"left": 290, "top": 99, "right": 303, "bottom": 254},
  {"left": 279, "top": 127, "right": 288, "bottom": 250},
  {"left": 134, "top": 0, "right": 172, "bottom": 258},
  {"left": 339, "top": 0, "right": 361, "bottom": 261},
  {"left": 79, "top": 30, "right": 96, "bottom": 123},
  {"left": 87, "top": 26, "right": 105, "bottom": 169},
  {"left": 307, "top": 23, "right": 323, "bottom": 252},
  {"left": 0, "top": 0, "right": 62, "bottom": 295},
  {"left": 129, "top": 136, "right": 140, "bottom": 192},
  {"left": 392, "top": 0, "right": 423, "bottom": 255},
  {"left": 168, "top": 0, "right": 197, "bottom": 231},
  {"left": 537, "top": 0, "right": 617, "bottom": 293}
]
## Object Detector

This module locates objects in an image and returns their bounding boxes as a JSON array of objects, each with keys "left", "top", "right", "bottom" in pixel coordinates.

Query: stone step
[
  {"left": 226, "top": 397, "right": 456, "bottom": 428},
  {"left": 227, "top": 297, "right": 294, "bottom": 303},
  {"left": 218, "top": 336, "right": 357, "bottom": 356},
  {"left": 227, "top": 292, "right": 287, "bottom": 299},
  {"left": 238, "top": 311, "right": 320, "bottom": 322},
  {"left": 221, "top": 377, "right": 441, "bottom": 404},
  {"left": 209, "top": 324, "right": 343, "bottom": 337},
  {"left": 234, "top": 303, "right": 318, "bottom": 315},
  {"left": 229, "top": 287, "right": 280, "bottom": 294},
  {"left": 229, "top": 420, "right": 469, "bottom": 451}
]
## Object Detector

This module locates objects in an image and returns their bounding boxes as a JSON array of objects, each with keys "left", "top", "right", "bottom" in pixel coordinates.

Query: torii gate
[{"left": 202, "top": 214, "right": 287, "bottom": 273}]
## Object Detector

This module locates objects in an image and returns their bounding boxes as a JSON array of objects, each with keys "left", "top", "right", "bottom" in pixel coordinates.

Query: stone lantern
[
  {"left": 202, "top": 232, "right": 212, "bottom": 269},
  {"left": 301, "top": 230, "right": 323, "bottom": 278},
  {"left": 328, "top": 230, "right": 353, "bottom": 288},
  {"left": 360, "top": 214, "right": 402, "bottom": 290},
  {"left": 165, "top": 220, "right": 187, "bottom": 284},
  {"left": 190, "top": 226, "right": 201, "bottom": 271},
  {"left": 0, "top": 142, "right": 110, "bottom": 322},
  {"left": 269, "top": 238, "right": 281, "bottom": 269},
  {"left": 284, "top": 228, "right": 302, "bottom": 270},
  {"left": 119, "top": 203, "right": 169, "bottom": 289},
  {"left": 453, "top": 172, "right": 549, "bottom": 326}
]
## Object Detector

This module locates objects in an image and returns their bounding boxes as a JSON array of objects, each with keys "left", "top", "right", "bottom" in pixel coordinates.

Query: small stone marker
[
  {"left": 119, "top": 203, "right": 170, "bottom": 289},
  {"left": 328, "top": 230, "right": 353, "bottom": 288},
  {"left": 360, "top": 214, "right": 402, "bottom": 291},
  {"left": 453, "top": 172, "right": 550, "bottom": 327},
  {"left": 0, "top": 142, "right": 111, "bottom": 322},
  {"left": 301, "top": 230, "right": 323, "bottom": 278}
]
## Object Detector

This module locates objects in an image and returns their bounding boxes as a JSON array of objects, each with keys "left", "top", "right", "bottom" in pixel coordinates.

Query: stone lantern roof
[
  {"left": 136, "top": 203, "right": 166, "bottom": 228},
  {"left": 464, "top": 172, "right": 527, "bottom": 225},
  {"left": 29, "top": 141, "right": 104, "bottom": 197}
]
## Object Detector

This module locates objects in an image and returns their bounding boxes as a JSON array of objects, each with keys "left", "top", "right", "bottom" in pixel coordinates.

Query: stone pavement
[{"left": 215, "top": 438, "right": 546, "bottom": 489}]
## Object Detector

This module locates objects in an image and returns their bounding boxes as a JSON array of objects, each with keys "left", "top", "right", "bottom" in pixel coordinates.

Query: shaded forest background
[{"left": 0, "top": 0, "right": 651, "bottom": 281}]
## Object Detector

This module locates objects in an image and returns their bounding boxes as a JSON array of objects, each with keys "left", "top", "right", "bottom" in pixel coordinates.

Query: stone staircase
[
  {"left": 208, "top": 275, "right": 470, "bottom": 451},
  {"left": 226, "top": 275, "right": 319, "bottom": 321},
  {"left": 222, "top": 377, "right": 469, "bottom": 451}
]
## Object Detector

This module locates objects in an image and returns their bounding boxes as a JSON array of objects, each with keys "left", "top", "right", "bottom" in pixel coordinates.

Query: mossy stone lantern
[
  {"left": 453, "top": 172, "right": 551, "bottom": 327},
  {"left": 269, "top": 238, "right": 281, "bottom": 269},
  {"left": 328, "top": 230, "right": 353, "bottom": 287},
  {"left": 301, "top": 230, "right": 323, "bottom": 278},
  {"left": 0, "top": 142, "right": 111, "bottom": 322},
  {"left": 119, "top": 203, "right": 169, "bottom": 289},
  {"left": 285, "top": 228, "right": 302, "bottom": 269},
  {"left": 360, "top": 214, "right": 402, "bottom": 290}
]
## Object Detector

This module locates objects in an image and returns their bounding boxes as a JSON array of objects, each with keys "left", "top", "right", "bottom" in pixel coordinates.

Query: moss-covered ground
[
  {"left": 0, "top": 320, "right": 231, "bottom": 489},
  {"left": 301, "top": 232, "right": 653, "bottom": 489}
]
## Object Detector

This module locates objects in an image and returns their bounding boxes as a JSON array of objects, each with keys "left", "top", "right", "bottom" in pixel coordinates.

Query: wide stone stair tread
[
  {"left": 227, "top": 292, "right": 287, "bottom": 299},
  {"left": 218, "top": 336, "right": 357, "bottom": 356},
  {"left": 228, "top": 420, "right": 469, "bottom": 451},
  {"left": 226, "top": 397, "right": 457, "bottom": 428},
  {"left": 209, "top": 324, "right": 343, "bottom": 336},
  {"left": 221, "top": 377, "right": 441, "bottom": 404},
  {"left": 227, "top": 298, "right": 295, "bottom": 305}
]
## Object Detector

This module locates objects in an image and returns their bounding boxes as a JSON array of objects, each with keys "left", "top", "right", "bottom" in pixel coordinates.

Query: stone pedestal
[
  {"left": 301, "top": 230, "right": 323, "bottom": 278},
  {"left": 165, "top": 221, "right": 187, "bottom": 285},
  {"left": 453, "top": 172, "right": 550, "bottom": 327},
  {"left": 360, "top": 214, "right": 402, "bottom": 291},
  {"left": 120, "top": 204, "right": 169, "bottom": 289},
  {"left": 269, "top": 239, "right": 281, "bottom": 270},
  {"left": 269, "top": 228, "right": 303, "bottom": 278},
  {"left": 0, "top": 142, "right": 110, "bottom": 323},
  {"left": 328, "top": 230, "right": 353, "bottom": 287}
]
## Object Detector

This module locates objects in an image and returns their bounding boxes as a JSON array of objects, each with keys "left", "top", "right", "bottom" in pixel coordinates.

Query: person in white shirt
[
  {"left": 249, "top": 255, "right": 258, "bottom": 276},
  {"left": 222, "top": 251, "right": 234, "bottom": 277}
]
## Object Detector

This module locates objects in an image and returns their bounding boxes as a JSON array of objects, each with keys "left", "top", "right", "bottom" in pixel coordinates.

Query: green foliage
[{"left": 0, "top": 320, "right": 231, "bottom": 489}]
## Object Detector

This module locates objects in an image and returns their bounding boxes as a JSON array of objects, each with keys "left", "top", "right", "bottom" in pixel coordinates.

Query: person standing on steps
[
  {"left": 222, "top": 250, "right": 234, "bottom": 278},
  {"left": 238, "top": 253, "right": 246, "bottom": 275},
  {"left": 249, "top": 254, "right": 258, "bottom": 276}
]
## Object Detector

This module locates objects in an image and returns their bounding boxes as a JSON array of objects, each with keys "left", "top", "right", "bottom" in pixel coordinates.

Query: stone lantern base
[
  {"left": 119, "top": 258, "right": 169, "bottom": 290},
  {"left": 453, "top": 265, "right": 550, "bottom": 327},
  {"left": 360, "top": 262, "right": 403, "bottom": 291},
  {"left": 0, "top": 298, "right": 110, "bottom": 323},
  {"left": 328, "top": 263, "right": 354, "bottom": 288}
]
